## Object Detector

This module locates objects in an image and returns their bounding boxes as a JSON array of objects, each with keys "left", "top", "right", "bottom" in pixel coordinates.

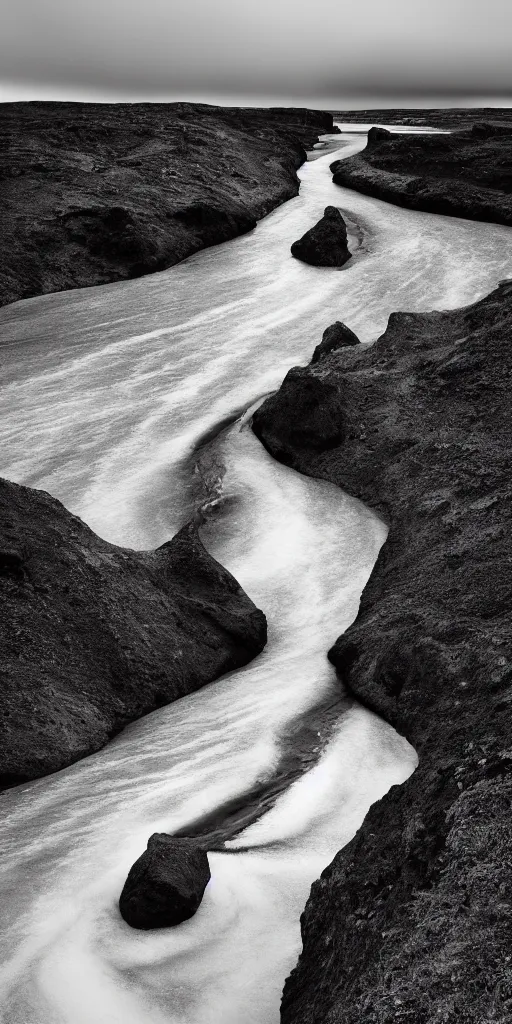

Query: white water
[{"left": 0, "top": 128, "right": 511, "bottom": 1024}]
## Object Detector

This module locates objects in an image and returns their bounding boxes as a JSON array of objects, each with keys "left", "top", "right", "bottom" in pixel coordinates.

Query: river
[{"left": 0, "top": 127, "right": 511, "bottom": 1024}]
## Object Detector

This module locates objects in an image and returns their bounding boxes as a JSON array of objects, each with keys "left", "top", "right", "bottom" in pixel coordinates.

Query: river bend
[{"left": 0, "top": 128, "right": 511, "bottom": 1024}]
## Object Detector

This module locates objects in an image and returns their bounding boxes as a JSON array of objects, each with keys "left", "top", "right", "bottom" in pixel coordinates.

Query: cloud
[{"left": 2, "top": 0, "right": 511, "bottom": 99}]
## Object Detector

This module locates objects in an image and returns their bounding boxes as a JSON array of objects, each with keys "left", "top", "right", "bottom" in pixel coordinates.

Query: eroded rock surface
[
  {"left": 119, "top": 834, "right": 211, "bottom": 929},
  {"left": 0, "top": 477, "right": 267, "bottom": 787},
  {"left": 331, "top": 123, "right": 512, "bottom": 226},
  {"left": 290, "top": 206, "right": 352, "bottom": 267},
  {"left": 252, "top": 281, "right": 512, "bottom": 1023},
  {"left": 0, "top": 102, "right": 334, "bottom": 306},
  {"left": 311, "top": 321, "right": 360, "bottom": 363}
]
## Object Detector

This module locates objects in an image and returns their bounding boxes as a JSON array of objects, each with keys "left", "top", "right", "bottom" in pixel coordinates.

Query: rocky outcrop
[
  {"left": 0, "top": 102, "right": 335, "bottom": 307},
  {"left": 0, "top": 476, "right": 267, "bottom": 787},
  {"left": 331, "top": 123, "right": 512, "bottom": 226},
  {"left": 119, "top": 834, "right": 211, "bottom": 929},
  {"left": 311, "top": 321, "right": 360, "bottom": 363},
  {"left": 252, "top": 281, "right": 512, "bottom": 1023},
  {"left": 290, "top": 206, "right": 352, "bottom": 267}
]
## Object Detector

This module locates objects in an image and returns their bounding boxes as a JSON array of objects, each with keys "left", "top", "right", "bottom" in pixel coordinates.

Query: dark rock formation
[
  {"left": 331, "top": 123, "right": 512, "bottom": 226},
  {"left": 290, "top": 207, "right": 352, "bottom": 267},
  {"left": 311, "top": 321, "right": 360, "bottom": 363},
  {"left": 119, "top": 834, "right": 211, "bottom": 929},
  {"left": 252, "top": 281, "right": 512, "bottom": 1023},
  {"left": 0, "top": 102, "right": 335, "bottom": 307},
  {"left": 0, "top": 476, "right": 267, "bottom": 787}
]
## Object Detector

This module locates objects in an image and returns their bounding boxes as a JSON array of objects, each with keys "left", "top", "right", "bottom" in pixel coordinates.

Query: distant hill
[{"left": 330, "top": 107, "right": 512, "bottom": 130}]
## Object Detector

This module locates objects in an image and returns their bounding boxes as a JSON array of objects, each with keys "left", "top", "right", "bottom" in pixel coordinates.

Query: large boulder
[
  {"left": 290, "top": 206, "right": 352, "bottom": 267},
  {"left": 312, "top": 321, "right": 360, "bottom": 363},
  {"left": 119, "top": 834, "right": 211, "bottom": 929},
  {"left": 252, "top": 365, "right": 346, "bottom": 460}
]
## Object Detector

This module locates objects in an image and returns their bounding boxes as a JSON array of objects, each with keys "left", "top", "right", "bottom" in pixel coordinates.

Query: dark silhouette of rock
[
  {"left": 290, "top": 207, "right": 352, "bottom": 267},
  {"left": 253, "top": 367, "right": 347, "bottom": 459},
  {"left": 365, "top": 125, "right": 393, "bottom": 150},
  {"left": 252, "top": 281, "right": 512, "bottom": 1024},
  {"left": 0, "top": 477, "right": 267, "bottom": 786},
  {"left": 311, "top": 321, "right": 360, "bottom": 363},
  {"left": 119, "top": 834, "right": 211, "bottom": 929},
  {"left": 331, "top": 122, "right": 512, "bottom": 226},
  {"left": 0, "top": 102, "right": 335, "bottom": 307}
]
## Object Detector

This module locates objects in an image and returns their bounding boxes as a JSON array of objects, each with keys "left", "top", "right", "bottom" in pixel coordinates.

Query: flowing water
[{"left": 1, "top": 128, "right": 511, "bottom": 1024}]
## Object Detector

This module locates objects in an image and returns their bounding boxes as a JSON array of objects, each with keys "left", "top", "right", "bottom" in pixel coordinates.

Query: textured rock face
[
  {"left": 311, "top": 321, "right": 360, "bottom": 363},
  {"left": 290, "top": 206, "right": 352, "bottom": 267},
  {"left": 0, "top": 102, "right": 334, "bottom": 307},
  {"left": 119, "top": 834, "right": 211, "bottom": 929},
  {"left": 0, "top": 477, "right": 267, "bottom": 787},
  {"left": 331, "top": 123, "right": 512, "bottom": 226},
  {"left": 253, "top": 281, "right": 512, "bottom": 1023}
]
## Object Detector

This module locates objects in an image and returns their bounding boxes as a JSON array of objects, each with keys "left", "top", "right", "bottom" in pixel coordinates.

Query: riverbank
[
  {"left": 0, "top": 102, "right": 334, "bottom": 307},
  {"left": 252, "top": 280, "right": 512, "bottom": 1023},
  {"left": 330, "top": 123, "right": 512, "bottom": 226},
  {"left": 2, "top": 124, "right": 512, "bottom": 1024},
  {"left": 331, "top": 107, "right": 512, "bottom": 130},
  {"left": 0, "top": 476, "right": 266, "bottom": 787}
]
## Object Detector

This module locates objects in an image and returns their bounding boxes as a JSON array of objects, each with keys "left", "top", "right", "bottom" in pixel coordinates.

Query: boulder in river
[
  {"left": 290, "top": 206, "right": 352, "bottom": 267},
  {"left": 119, "top": 834, "right": 211, "bottom": 929},
  {"left": 311, "top": 321, "right": 360, "bottom": 363}
]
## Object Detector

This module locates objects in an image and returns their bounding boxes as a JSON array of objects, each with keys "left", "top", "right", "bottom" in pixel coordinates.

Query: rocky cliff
[
  {"left": 252, "top": 281, "right": 512, "bottom": 1023},
  {"left": 0, "top": 102, "right": 334, "bottom": 307},
  {"left": 331, "top": 123, "right": 512, "bottom": 227},
  {"left": 0, "top": 477, "right": 266, "bottom": 787}
]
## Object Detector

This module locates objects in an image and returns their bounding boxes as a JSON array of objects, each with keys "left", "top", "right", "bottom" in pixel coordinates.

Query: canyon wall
[
  {"left": 253, "top": 281, "right": 512, "bottom": 1023},
  {"left": 0, "top": 102, "right": 334, "bottom": 307}
]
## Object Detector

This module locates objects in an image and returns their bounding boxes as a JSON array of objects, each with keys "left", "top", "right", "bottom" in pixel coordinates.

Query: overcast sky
[{"left": 2, "top": 0, "right": 511, "bottom": 107}]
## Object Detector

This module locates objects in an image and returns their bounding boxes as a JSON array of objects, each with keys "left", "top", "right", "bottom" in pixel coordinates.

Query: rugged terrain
[
  {"left": 331, "top": 123, "right": 512, "bottom": 226},
  {"left": 252, "top": 281, "right": 512, "bottom": 1023},
  {"left": 0, "top": 101, "right": 334, "bottom": 307},
  {"left": 0, "top": 477, "right": 266, "bottom": 787},
  {"left": 331, "top": 107, "right": 512, "bottom": 130}
]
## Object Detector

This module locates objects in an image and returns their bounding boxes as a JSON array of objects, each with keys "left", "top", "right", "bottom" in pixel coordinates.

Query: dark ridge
[
  {"left": 0, "top": 476, "right": 267, "bottom": 786},
  {"left": 252, "top": 281, "right": 512, "bottom": 1023},
  {"left": 330, "top": 122, "right": 512, "bottom": 227},
  {"left": 0, "top": 102, "right": 335, "bottom": 307},
  {"left": 330, "top": 107, "right": 512, "bottom": 130}
]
